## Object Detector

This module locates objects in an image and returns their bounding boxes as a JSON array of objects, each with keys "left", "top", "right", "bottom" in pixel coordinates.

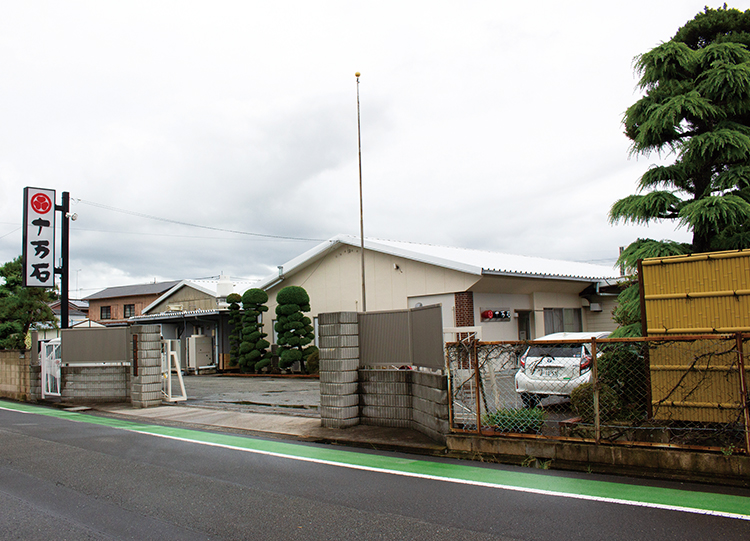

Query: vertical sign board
[{"left": 22, "top": 187, "right": 56, "bottom": 288}]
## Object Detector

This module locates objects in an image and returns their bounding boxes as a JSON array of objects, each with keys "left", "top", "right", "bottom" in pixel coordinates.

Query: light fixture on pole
[{"left": 356, "top": 71, "right": 366, "bottom": 312}]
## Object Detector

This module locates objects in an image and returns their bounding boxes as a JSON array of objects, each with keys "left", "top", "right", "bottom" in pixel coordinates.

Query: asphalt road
[{"left": 1, "top": 403, "right": 749, "bottom": 541}]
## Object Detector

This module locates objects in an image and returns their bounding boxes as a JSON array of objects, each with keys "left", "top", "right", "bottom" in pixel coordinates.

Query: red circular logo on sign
[{"left": 31, "top": 193, "right": 52, "bottom": 214}]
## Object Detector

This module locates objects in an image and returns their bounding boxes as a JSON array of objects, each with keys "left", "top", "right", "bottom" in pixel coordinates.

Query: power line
[{"left": 76, "top": 199, "right": 326, "bottom": 242}]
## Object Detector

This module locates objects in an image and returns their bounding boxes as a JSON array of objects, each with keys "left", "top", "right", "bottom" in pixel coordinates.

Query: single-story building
[{"left": 255, "top": 235, "right": 622, "bottom": 343}]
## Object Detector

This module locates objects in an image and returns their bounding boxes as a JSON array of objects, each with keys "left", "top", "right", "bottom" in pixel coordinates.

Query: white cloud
[{"left": 0, "top": 1, "right": 737, "bottom": 293}]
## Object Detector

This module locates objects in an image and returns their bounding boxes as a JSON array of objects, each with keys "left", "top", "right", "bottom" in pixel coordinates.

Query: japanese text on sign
[{"left": 23, "top": 187, "right": 56, "bottom": 287}]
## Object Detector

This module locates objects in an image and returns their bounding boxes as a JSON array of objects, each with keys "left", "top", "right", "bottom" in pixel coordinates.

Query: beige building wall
[
  {"left": 407, "top": 293, "right": 456, "bottom": 332},
  {"left": 147, "top": 286, "right": 216, "bottom": 313},
  {"left": 472, "top": 292, "right": 532, "bottom": 341},
  {"left": 264, "top": 246, "right": 480, "bottom": 337},
  {"left": 261, "top": 244, "right": 618, "bottom": 344},
  {"left": 583, "top": 296, "right": 619, "bottom": 333}
]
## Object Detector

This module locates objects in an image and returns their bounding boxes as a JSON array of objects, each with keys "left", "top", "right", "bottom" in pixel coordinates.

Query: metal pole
[
  {"left": 592, "top": 338, "right": 600, "bottom": 444},
  {"left": 735, "top": 333, "right": 750, "bottom": 455},
  {"left": 54, "top": 192, "right": 70, "bottom": 329},
  {"left": 472, "top": 339, "right": 482, "bottom": 434},
  {"left": 356, "top": 72, "right": 366, "bottom": 312}
]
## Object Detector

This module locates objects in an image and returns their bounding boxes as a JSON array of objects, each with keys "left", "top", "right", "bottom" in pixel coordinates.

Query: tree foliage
[
  {"left": 610, "top": 6, "right": 750, "bottom": 337},
  {"left": 610, "top": 5, "right": 750, "bottom": 255},
  {"left": 238, "top": 288, "right": 270, "bottom": 373},
  {"left": 274, "top": 286, "right": 314, "bottom": 372},
  {"left": 0, "top": 256, "right": 57, "bottom": 349}
]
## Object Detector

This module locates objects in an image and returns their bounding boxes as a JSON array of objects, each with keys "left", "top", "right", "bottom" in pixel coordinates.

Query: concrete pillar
[
  {"left": 130, "top": 325, "right": 163, "bottom": 408},
  {"left": 318, "top": 312, "right": 359, "bottom": 428}
]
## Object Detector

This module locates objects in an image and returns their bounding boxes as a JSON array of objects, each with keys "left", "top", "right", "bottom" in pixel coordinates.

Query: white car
[{"left": 515, "top": 331, "right": 610, "bottom": 408}]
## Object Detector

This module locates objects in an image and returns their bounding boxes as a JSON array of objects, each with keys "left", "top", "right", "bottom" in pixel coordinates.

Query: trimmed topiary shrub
[
  {"left": 275, "top": 286, "right": 314, "bottom": 372},
  {"left": 238, "top": 288, "right": 270, "bottom": 373},
  {"left": 570, "top": 382, "right": 622, "bottom": 424},
  {"left": 227, "top": 293, "right": 242, "bottom": 367},
  {"left": 304, "top": 346, "right": 319, "bottom": 375}
]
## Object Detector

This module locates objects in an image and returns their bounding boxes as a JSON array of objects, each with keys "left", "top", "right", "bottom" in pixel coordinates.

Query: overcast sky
[{"left": 2, "top": 1, "right": 745, "bottom": 297}]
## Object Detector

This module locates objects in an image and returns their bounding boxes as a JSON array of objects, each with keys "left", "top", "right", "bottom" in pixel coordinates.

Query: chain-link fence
[{"left": 446, "top": 334, "right": 750, "bottom": 453}]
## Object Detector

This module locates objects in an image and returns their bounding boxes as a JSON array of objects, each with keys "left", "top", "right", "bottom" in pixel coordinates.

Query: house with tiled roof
[
  {"left": 256, "top": 234, "right": 623, "bottom": 342},
  {"left": 83, "top": 280, "right": 181, "bottom": 326}
]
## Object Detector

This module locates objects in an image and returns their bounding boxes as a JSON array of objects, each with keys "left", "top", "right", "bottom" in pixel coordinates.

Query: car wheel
[{"left": 520, "top": 392, "right": 540, "bottom": 409}]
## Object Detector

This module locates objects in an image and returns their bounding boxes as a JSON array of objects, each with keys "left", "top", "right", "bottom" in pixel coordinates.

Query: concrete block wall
[
  {"left": 359, "top": 369, "right": 412, "bottom": 429},
  {"left": 359, "top": 369, "right": 449, "bottom": 443},
  {"left": 411, "top": 371, "right": 450, "bottom": 443},
  {"left": 30, "top": 365, "right": 41, "bottom": 401},
  {"left": 318, "top": 311, "right": 449, "bottom": 442},
  {"left": 0, "top": 350, "right": 31, "bottom": 401},
  {"left": 130, "top": 325, "right": 163, "bottom": 408},
  {"left": 60, "top": 366, "right": 130, "bottom": 403},
  {"left": 319, "top": 312, "right": 360, "bottom": 428}
]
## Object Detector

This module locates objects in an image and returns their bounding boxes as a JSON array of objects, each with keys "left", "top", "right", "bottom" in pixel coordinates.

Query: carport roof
[{"left": 255, "top": 234, "right": 619, "bottom": 290}]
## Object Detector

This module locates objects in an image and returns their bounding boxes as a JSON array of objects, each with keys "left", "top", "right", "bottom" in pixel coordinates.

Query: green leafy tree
[
  {"left": 610, "top": 6, "right": 750, "bottom": 336},
  {"left": 227, "top": 293, "right": 242, "bottom": 367},
  {"left": 274, "top": 286, "right": 314, "bottom": 372},
  {"left": 238, "top": 288, "right": 270, "bottom": 373},
  {"left": 0, "top": 256, "right": 57, "bottom": 349}
]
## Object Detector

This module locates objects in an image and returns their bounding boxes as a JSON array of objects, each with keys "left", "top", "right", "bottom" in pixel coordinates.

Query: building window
[
  {"left": 100, "top": 306, "right": 111, "bottom": 320},
  {"left": 124, "top": 304, "right": 135, "bottom": 318},
  {"left": 543, "top": 308, "right": 581, "bottom": 334}
]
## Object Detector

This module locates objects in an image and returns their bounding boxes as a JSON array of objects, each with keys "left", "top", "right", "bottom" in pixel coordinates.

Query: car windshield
[{"left": 525, "top": 346, "right": 582, "bottom": 358}]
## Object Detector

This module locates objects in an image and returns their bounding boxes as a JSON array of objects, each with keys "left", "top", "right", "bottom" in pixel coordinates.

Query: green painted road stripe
[{"left": 3, "top": 400, "right": 750, "bottom": 520}]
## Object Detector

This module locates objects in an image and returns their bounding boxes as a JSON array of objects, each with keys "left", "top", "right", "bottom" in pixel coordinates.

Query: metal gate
[{"left": 41, "top": 338, "right": 62, "bottom": 398}]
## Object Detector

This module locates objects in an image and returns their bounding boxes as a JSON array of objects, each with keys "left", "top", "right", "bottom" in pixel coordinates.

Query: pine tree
[
  {"left": 0, "top": 256, "right": 58, "bottom": 349},
  {"left": 609, "top": 6, "right": 750, "bottom": 336}
]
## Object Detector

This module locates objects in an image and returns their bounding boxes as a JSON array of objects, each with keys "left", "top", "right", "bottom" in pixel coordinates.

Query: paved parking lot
[{"left": 179, "top": 374, "right": 321, "bottom": 417}]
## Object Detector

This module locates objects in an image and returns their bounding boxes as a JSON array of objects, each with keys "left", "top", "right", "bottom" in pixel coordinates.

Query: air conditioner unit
[
  {"left": 187, "top": 335, "right": 213, "bottom": 370},
  {"left": 589, "top": 303, "right": 603, "bottom": 312},
  {"left": 167, "top": 304, "right": 183, "bottom": 312}
]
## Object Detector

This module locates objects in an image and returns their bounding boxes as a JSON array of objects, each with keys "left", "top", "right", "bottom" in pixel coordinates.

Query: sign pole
[{"left": 55, "top": 192, "right": 70, "bottom": 329}]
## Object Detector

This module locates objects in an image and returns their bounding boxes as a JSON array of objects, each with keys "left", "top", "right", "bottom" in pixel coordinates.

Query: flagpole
[{"left": 356, "top": 72, "right": 366, "bottom": 312}]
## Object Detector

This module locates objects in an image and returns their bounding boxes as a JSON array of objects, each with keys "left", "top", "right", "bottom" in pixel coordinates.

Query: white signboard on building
[{"left": 23, "top": 187, "right": 56, "bottom": 288}]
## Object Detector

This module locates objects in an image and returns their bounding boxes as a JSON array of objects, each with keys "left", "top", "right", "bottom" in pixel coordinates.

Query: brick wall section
[
  {"left": 0, "top": 350, "right": 31, "bottom": 401},
  {"left": 318, "top": 312, "right": 360, "bottom": 428},
  {"left": 454, "top": 292, "right": 475, "bottom": 327},
  {"left": 359, "top": 369, "right": 449, "bottom": 443},
  {"left": 130, "top": 325, "right": 163, "bottom": 408},
  {"left": 88, "top": 293, "right": 163, "bottom": 325},
  {"left": 60, "top": 366, "right": 130, "bottom": 403}
]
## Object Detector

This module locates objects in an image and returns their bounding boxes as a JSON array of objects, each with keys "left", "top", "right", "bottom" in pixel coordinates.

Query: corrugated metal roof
[
  {"left": 255, "top": 234, "right": 618, "bottom": 289},
  {"left": 130, "top": 308, "right": 222, "bottom": 321},
  {"left": 83, "top": 280, "right": 181, "bottom": 300}
]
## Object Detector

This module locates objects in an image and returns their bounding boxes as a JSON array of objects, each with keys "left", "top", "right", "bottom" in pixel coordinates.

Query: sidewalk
[{"left": 95, "top": 403, "right": 446, "bottom": 455}]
